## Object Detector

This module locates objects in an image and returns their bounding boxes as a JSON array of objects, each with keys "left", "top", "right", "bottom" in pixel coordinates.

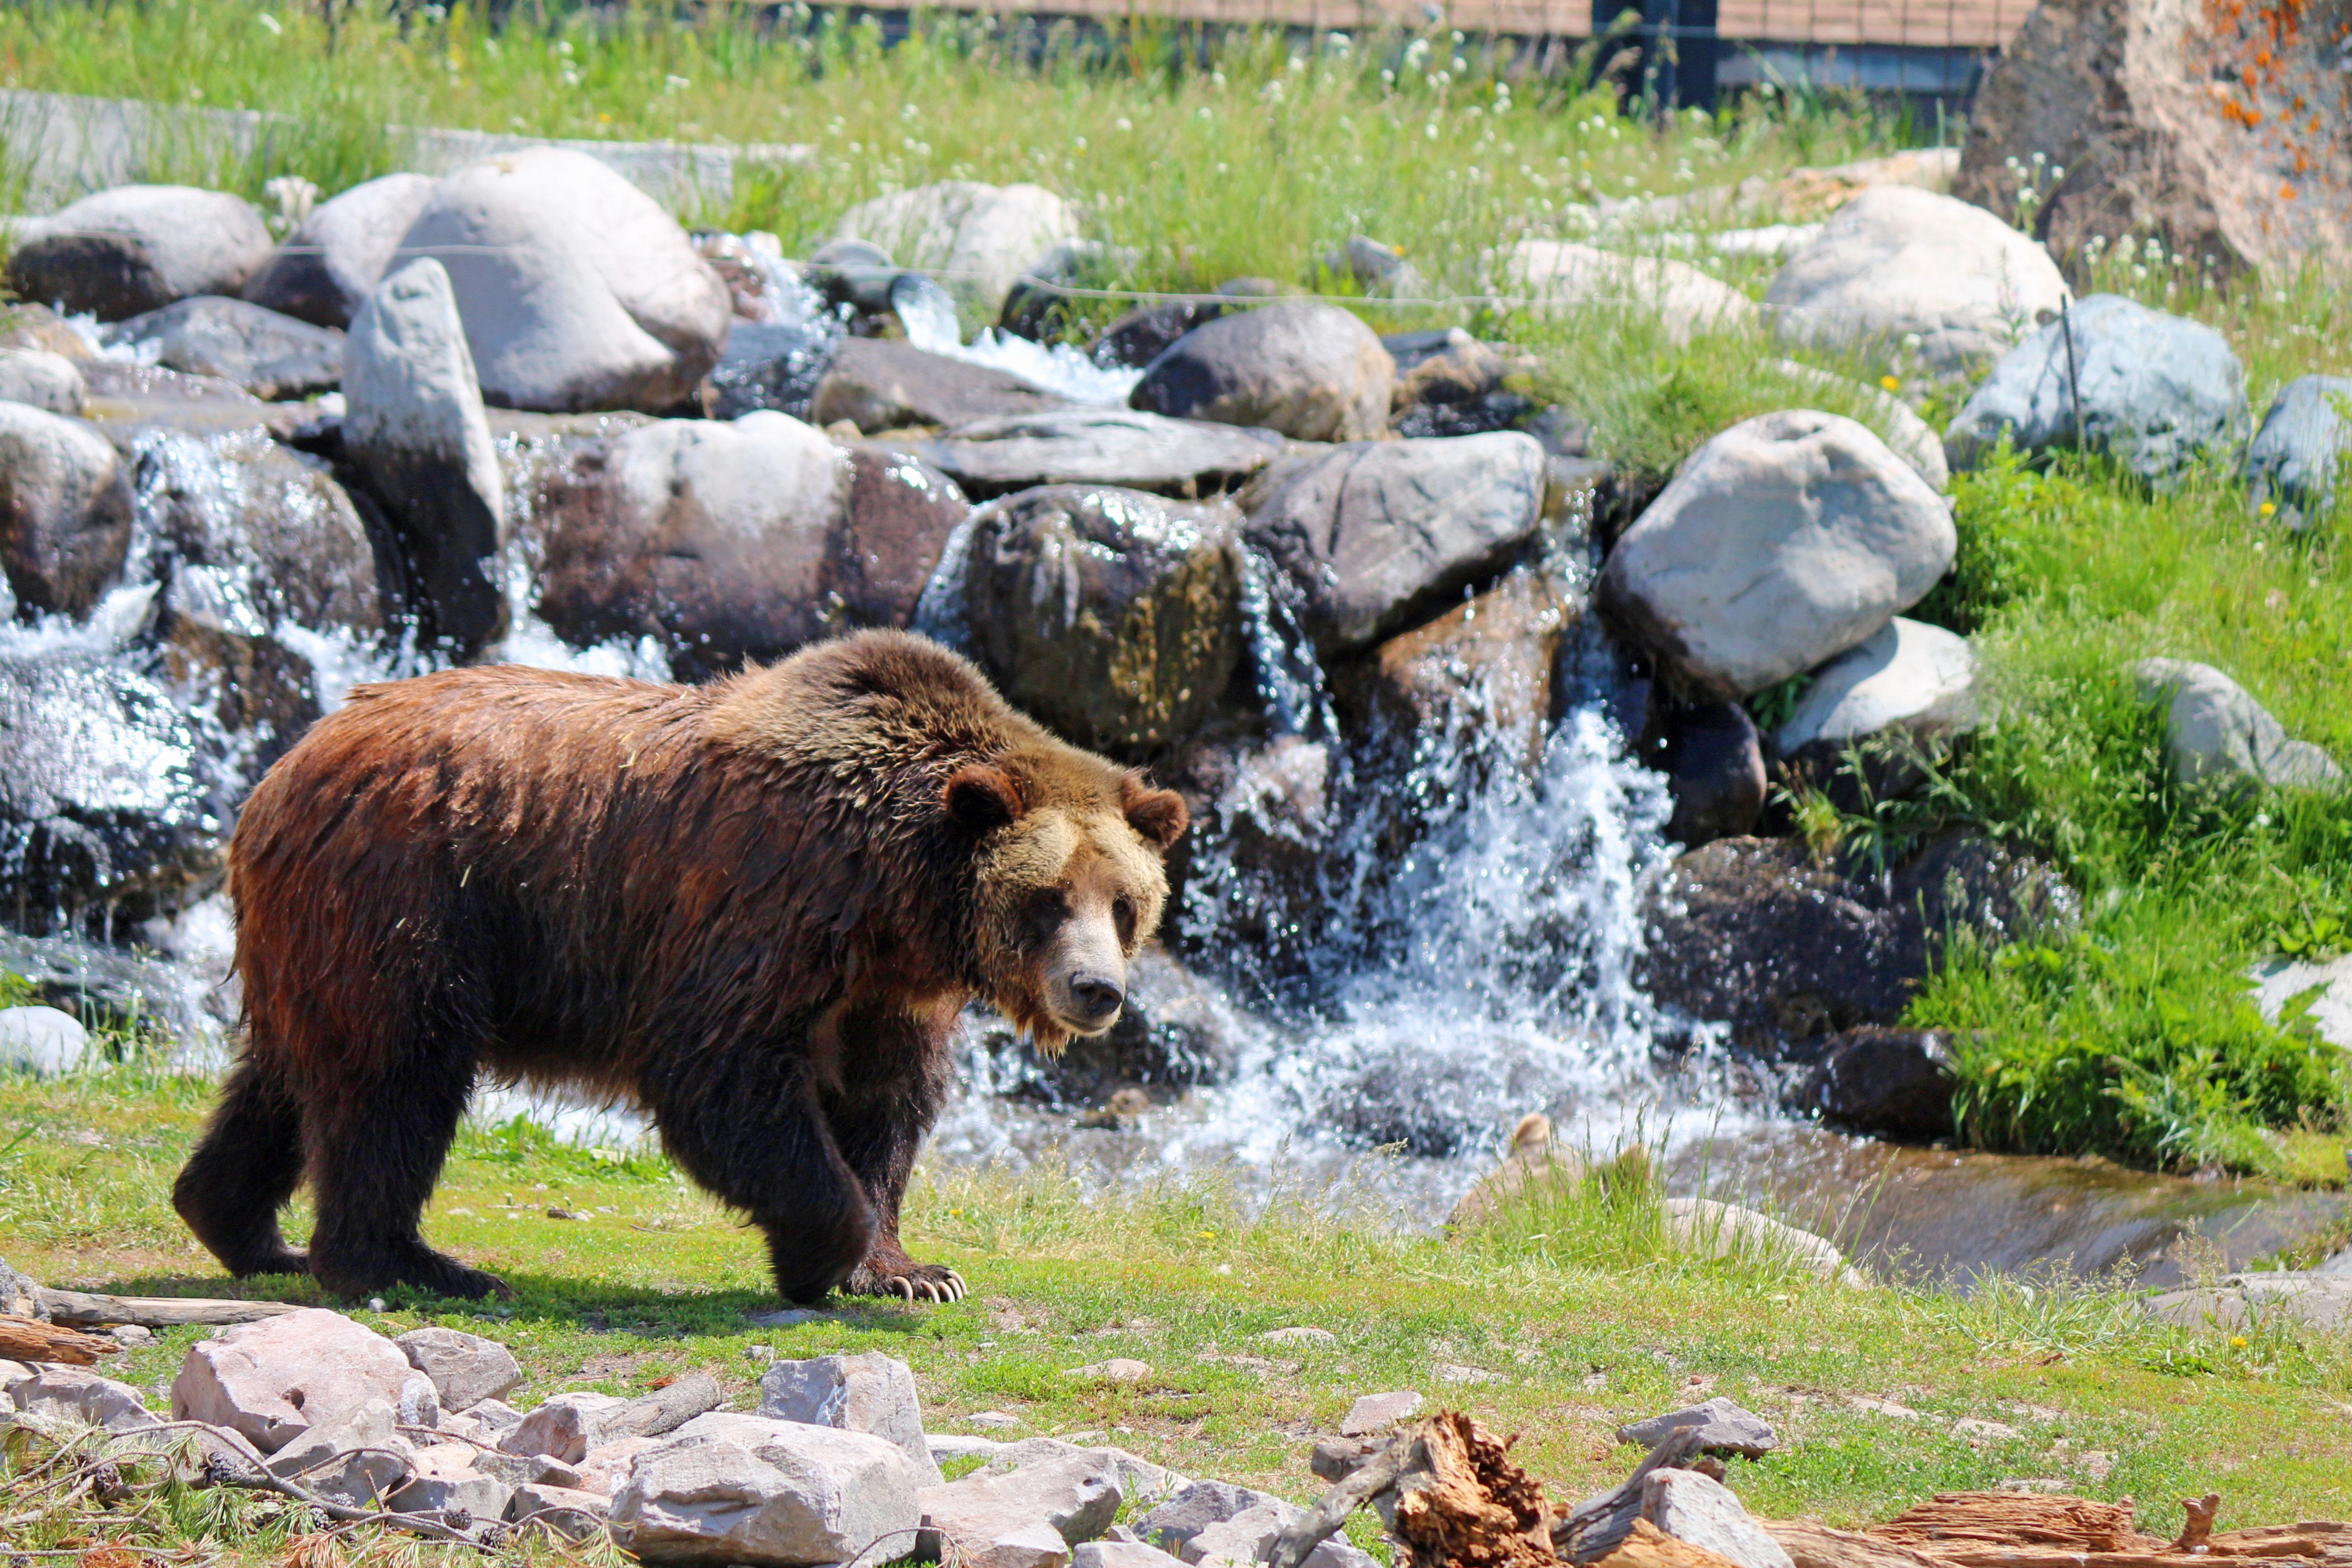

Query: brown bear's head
[{"left": 948, "top": 754, "right": 1188, "bottom": 1052}]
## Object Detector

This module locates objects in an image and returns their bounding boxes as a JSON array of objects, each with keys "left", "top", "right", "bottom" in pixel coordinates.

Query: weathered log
[
  {"left": 1596, "top": 1519, "right": 1751, "bottom": 1568},
  {"left": 1274, "top": 1413, "right": 1558, "bottom": 1568},
  {"left": 35, "top": 1288, "right": 304, "bottom": 1329},
  {"left": 582, "top": 1369, "right": 722, "bottom": 1447},
  {"left": 1768, "top": 1519, "right": 1953, "bottom": 1568},
  {"left": 0, "top": 1311, "right": 123, "bottom": 1365},
  {"left": 1872, "top": 1493, "right": 2158, "bottom": 1555}
]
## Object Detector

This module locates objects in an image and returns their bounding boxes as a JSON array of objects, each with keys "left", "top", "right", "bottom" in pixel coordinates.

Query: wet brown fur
[{"left": 172, "top": 630, "right": 1186, "bottom": 1304}]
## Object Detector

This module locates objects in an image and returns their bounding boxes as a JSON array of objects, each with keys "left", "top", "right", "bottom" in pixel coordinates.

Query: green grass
[{"left": 2, "top": 1062, "right": 2349, "bottom": 1566}]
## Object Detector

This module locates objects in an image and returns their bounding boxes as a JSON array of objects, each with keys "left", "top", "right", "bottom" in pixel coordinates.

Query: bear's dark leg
[
  {"left": 647, "top": 1044, "right": 874, "bottom": 1305},
  {"left": 173, "top": 1055, "right": 310, "bottom": 1279},
  {"left": 825, "top": 1004, "right": 963, "bottom": 1303},
  {"left": 304, "top": 1023, "right": 503, "bottom": 1302}
]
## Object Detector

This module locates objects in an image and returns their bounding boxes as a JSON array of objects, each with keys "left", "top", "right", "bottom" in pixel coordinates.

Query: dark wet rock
[
  {"left": 1089, "top": 300, "right": 1225, "bottom": 371},
  {"left": 950, "top": 485, "right": 1244, "bottom": 757},
  {"left": 911, "top": 409, "right": 1283, "bottom": 500},
  {"left": 811, "top": 339, "right": 1073, "bottom": 434},
  {"left": 1635, "top": 700, "right": 1767, "bottom": 848},
  {"left": 1616, "top": 1397, "right": 1779, "bottom": 1458},
  {"left": 1241, "top": 432, "right": 1547, "bottom": 655},
  {"left": 7, "top": 186, "right": 274, "bottom": 321},
  {"left": 806, "top": 238, "right": 900, "bottom": 312},
  {"left": 981, "top": 944, "right": 1237, "bottom": 1106},
  {"left": 1157, "top": 729, "right": 1336, "bottom": 965},
  {"left": 534, "top": 416, "right": 966, "bottom": 677},
  {"left": 1890, "top": 828, "right": 2077, "bottom": 946},
  {"left": 2245, "top": 375, "right": 2352, "bottom": 527},
  {"left": 1797, "top": 1027, "right": 1959, "bottom": 1141},
  {"left": 103, "top": 298, "right": 345, "bottom": 402},
  {"left": 1944, "top": 294, "right": 2249, "bottom": 485},
  {"left": 0, "top": 405, "right": 136, "bottom": 618},
  {"left": 1386, "top": 328, "right": 1534, "bottom": 440},
  {"left": 701, "top": 318, "right": 845, "bottom": 422},
  {"left": 242, "top": 172, "right": 439, "bottom": 330},
  {"left": 1132, "top": 301, "right": 1393, "bottom": 443}
]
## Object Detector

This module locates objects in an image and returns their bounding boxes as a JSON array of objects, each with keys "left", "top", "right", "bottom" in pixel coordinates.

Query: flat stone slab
[
  {"left": 1616, "top": 1396, "right": 1779, "bottom": 1458},
  {"left": 1339, "top": 1390, "right": 1424, "bottom": 1437},
  {"left": 912, "top": 409, "right": 1284, "bottom": 499},
  {"left": 2144, "top": 1272, "right": 2352, "bottom": 1332}
]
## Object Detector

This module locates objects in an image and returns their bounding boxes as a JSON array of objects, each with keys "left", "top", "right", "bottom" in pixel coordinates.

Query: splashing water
[{"left": 889, "top": 272, "right": 1145, "bottom": 407}]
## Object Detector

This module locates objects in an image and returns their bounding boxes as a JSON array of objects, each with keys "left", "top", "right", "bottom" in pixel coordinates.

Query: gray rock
[
  {"left": 473, "top": 1447, "right": 583, "bottom": 1488},
  {"left": 2245, "top": 375, "right": 2352, "bottom": 526},
  {"left": 980, "top": 1437, "right": 1184, "bottom": 1511},
  {"left": 1147, "top": 1489, "right": 1375, "bottom": 1568},
  {"left": 931, "top": 1433, "right": 1008, "bottom": 1463},
  {"left": 501, "top": 1392, "right": 627, "bottom": 1465},
  {"left": 1339, "top": 1391, "right": 1423, "bottom": 1436},
  {"left": 1077, "top": 1544, "right": 1186, "bottom": 1568},
  {"left": 576, "top": 1436, "right": 662, "bottom": 1496},
  {"left": 921, "top": 1446, "right": 1121, "bottom": 1563},
  {"left": 1798, "top": 1027, "right": 1960, "bottom": 1141},
  {"left": 9, "top": 1366, "right": 160, "bottom": 1432},
  {"left": 612, "top": 1411, "right": 922, "bottom": 1566},
  {"left": 1666, "top": 1199, "right": 1869, "bottom": 1287},
  {"left": 1243, "top": 431, "right": 1547, "bottom": 655},
  {"left": 1766, "top": 187, "right": 2068, "bottom": 376},
  {"left": 242, "top": 172, "right": 440, "bottom": 329},
  {"left": 1774, "top": 617, "right": 1977, "bottom": 758},
  {"left": 913, "top": 409, "right": 1284, "bottom": 499},
  {"left": 2134, "top": 658, "right": 2344, "bottom": 792},
  {"left": 102, "top": 297, "right": 344, "bottom": 401},
  {"left": 812, "top": 338, "right": 1071, "bottom": 434},
  {"left": 510, "top": 1480, "right": 613, "bottom": 1540},
  {"left": 397, "top": 1326, "right": 524, "bottom": 1414},
  {"left": 0, "top": 1005, "right": 90, "bottom": 1074},
  {"left": 265, "top": 1396, "right": 416, "bottom": 1509},
  {"left": 949, "top": 484, "right": 1244, "bottom": 757},
  {"left": 0, "top": 348, "right": 87, "bottom": 415},
  {"left": 461, "top": 1397, "right": 524, "bottom": 1439},
  {"left": 2143, "top": 1272, "right": 2352, "bottom": 1332},
  {"left": 0, "top": 1257, "right": 41, "bottom": 1318},
  {"left": 1597, "top": 411, "right": 1955, "bottom": 701},
  {"left": 2247, "top": 954, "right": 2352, "bottom": 1049},
  {"left": 1769, "top": 360, "right": 1948, "bottom": 490},
  {"left": 1322, "top": 235, "right": 1428, "bottom": 299},
  {"left": 1640, "top": 1467, "right": 1793, "bottom": 1568},
  {"left": 0, "top": 403, "right": 134, "bottom": 617},
  {"left": 7, "top": 185, "right": 274, "bottom": 320},
  {"left": 1944, "top": 294, "right": 2249, "bottom": 484},
  {"left": 1137, "top": 1482, "right": 1286, "bottom": 1553},
  {"left": 1504, "top": 241, "right": 1759, "bottom": 345},
  {"left": 390, "top": 1442, "right": 516, "bottom": 1523},
  {"left": 832, "top": 181, "right": 1081, "bottom": 318},
  {"left": 399, "top": 147, "right": 731, "bottom": 413},
  {"left": 172, "top": 1308, "right": 423, "bottom": 1455},
  {"left": 343, "top": 256, "right": 507, "bottom": 655},
  {"left": 1132, "top": 302, "right": 1393, "bottom": 443},
  {"left": 1615, "top": 1396, "right": 1779, "bottom": 1458},
  {"left": 757, "top": 1351, "right": 941, "bottom": 1488}
]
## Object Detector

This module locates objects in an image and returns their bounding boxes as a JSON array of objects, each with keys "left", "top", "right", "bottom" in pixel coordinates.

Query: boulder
[
  {"left": 912, "top": 409, "right": 1284, "bottom": 500},
  {"left": 1942, "top": 294, "right": 2248, "bottom": 483},
  {"left": 1764, "top": 187, "right": 2069, "bottom": 376},
  {"left": 919, "top": 1447, "right": 1121, "bottom": 1563},
  {"left": 1636, "top": 700, "right": 1767, "bottom": 848},
  {"left": 342, "top": 257, "right": 508, "bottom": 654},
  {"left": 1641, "top": 1467, "right": 1795, "bottom": 1568},
  {"left": 7, "top": 185, "right": 274, "bottom": 320},
  {"left": 757, "top": 1352, "right": 941, "bottom": 1488},
  {"left": 1243, "top": 432, "right": 1547, "bottom": 656},
  {"left": 611, "top": 1411, "right": 923, "bottom": 1566},
  {"left": 1078, "top": 1544, "right": 1186, "bottom": 1568},
  {"left": 0, "top": 348, "right": 87, "bottom": 416},
  {"left": 1335, "top": 568, "right": 1579, "bottom": 769},
  {"left": 1616, "top": 1396, "right": 1779, "bottom": 1459},
  {"left": 390, "top": 1443, "right": 517, "bottom": 1522},
  {"left": 1137, "top": 1482, "right": 1372, "bottom": 1568},
  {"left": 2143, "top": 1272, "right": 2352, "bottom": 1333},
  {"left": 0, "top": 404, "right": 134, "bottom": 617},
  {"left": 1769, "top": 360, "right": 1948, "bottom": 490},
  {"left": 2133, "top": 658, "right": 2345, "bottom": 791},
  {"left": 9, "top": 1366, "right": 160, "bottom": 1432},
  {"left": 398, "top": 147, "right": 731, "bottom": 412},
  {"left": 1338, "top": 1391, "right": 1424, "bottom": 1436},
  {"left": 831, "top": 181, "right": 1081, "bottom": 318},
  {"left": 978, "top": 1438, "right": 1183, "bottom": 1512},
  {"left": 2249, "top": 953, "right": 2352, "bottom": 1050},
  {"left": 1323, "top": 235, "right": 1427, "bottom": 299},
  {"left": 265, "top": 1396, "right": 417, "bottom": 1508},
  {"left": 813, "top": 339, "right": 1069, "bottom": 436},
  {"left": 948, "top": 485, "right": 1243, "bottom": 757},
  {"left": 0, "top": 1005, "right": 92, "bottom": 1074},
  {"left": 1951, "top": 0, "right": 2352, "bottom": 280},
  {"left": 2246, "top": 375, "right": 2352, "bottom": 526},
  {"left": 1665, "top": 1199, "right": 1867, "bottom": 1288},
  {"left": 1132, "top": 303, "right": 1393, "bottom": 443},
  {"left": 502, "top": 1392, "right": 628, "bottom": 1465},
  {"left": 1774, "top": 618, "right": 1977, "bottom": 760},
  {"left": 510, "top": 1481, "right": 614, "bottom": 1539},
  {"left": 101, "top": 297, "right": 344, "bottom": 402},
  {"left": 397, "top": 1326, "right": 524, "bottom": 1413},
  {"left": 1090, "top": 300, "right": 1227, "bottom": 371},
  {"left": 173, "top": 1308, "right": 427, "bottom": 1455},
  {"left": 242, "top": 172, "right": 440, "bottom": 330},
  {"left": 0, "top": 304, "right": 95, "bottom": 360},
  {"left": 1597, "top": 411, "right": 1955, "bottom": 701},
  {"left": 1504, "top": 241, "right": 1759, "bottom": 343},
  {"left": 1798, "top": 1026, "right": 1960, "bottom": 1140}
]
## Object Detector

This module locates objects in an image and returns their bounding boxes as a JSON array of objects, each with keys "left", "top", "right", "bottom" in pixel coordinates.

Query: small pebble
[
  {"left": 368, "top": 1297, "right": 387, "bottom": 1313},
  {"left": 745, "top": 1344, "right": 774, "bottom": 1362}
]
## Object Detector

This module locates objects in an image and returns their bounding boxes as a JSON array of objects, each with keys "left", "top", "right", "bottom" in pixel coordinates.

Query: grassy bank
[{"left": 2, "top": 1062, "right": 2349, "bottom": 1564}]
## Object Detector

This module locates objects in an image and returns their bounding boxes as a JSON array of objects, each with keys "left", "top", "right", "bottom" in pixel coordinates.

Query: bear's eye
[
  {"left": 1020, "top": 891, "right": 1067, "bottom": 949},
  {"left": 1113, "top": 896, "right": 1137, "bottom": 947}
]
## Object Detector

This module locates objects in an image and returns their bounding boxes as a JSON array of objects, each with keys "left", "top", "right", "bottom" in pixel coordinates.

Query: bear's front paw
[{"left": 846, "top": 1258, "right": 966, "bottom": 1303}]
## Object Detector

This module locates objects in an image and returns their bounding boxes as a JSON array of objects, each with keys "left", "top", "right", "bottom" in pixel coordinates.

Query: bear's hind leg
[{"left": 174, "top": 1057, "right": 309, "bottom": 1279}]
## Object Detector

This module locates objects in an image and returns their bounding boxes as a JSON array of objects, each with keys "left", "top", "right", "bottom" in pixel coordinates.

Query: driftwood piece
[
  {"left": 36, "top": 1288, "right": 303, "bottom": 1330},
  {"left": 2171, "top": 1497, "right": 2222, "bottom": 1555},
  {"left": 1274, "top": 1413, "right": 1558, "bottom": 1568},
  {"left": 1872, "top": 1493, "right": 2159, "bottom": 1556},
  {"left": 1769, "top": 1519, "right": 1955, "bottom": 1568},
  {"left": 0, "top": 1312, "right": 124, "bottom": 1365},
  {"left": 1596, "top": 1519, "right": 1751, "bottom": 1568},
  {"left": 1272, "top": 1435, "right": 1412, "bottom": 1568},
  {"left": 1558, "top": 1431, "right": 1708, "bottom": 1563},
  {"left": 583, "top": 1369, "right": 722, "bottom": 1447}
]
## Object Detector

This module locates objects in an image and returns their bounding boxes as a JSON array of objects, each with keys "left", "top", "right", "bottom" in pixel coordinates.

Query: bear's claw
[{"left": 848, "top": 1260, "right": 965, "bottom": 1304}]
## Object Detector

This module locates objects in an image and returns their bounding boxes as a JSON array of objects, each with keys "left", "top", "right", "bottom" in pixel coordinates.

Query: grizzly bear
[{"left": 172, "top": 630, "right": 1188, "bottom": 1304}]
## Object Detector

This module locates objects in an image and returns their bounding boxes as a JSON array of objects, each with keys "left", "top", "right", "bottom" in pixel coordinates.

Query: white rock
[
  {"left": 1769, "top": 360, "right": 1948, "bottom": 490},
  {"left": 2133, "top": 659, "right": 2344, "bottom": 792},
  {"left": 6, "top": 185, "right": 273, "bottom": 319},
  {"left": 461, "top": 1396, "right": 525, "bottom": 1438},
  {"left": 1257, "top": 1327, "right": 1335, "bottom": 1346},
  {"left": 2248, "top": 954, "right": 2352, "bottom": 1049},
  {"left": 510, "top": 1480, "right": 614, "bottom": 1540},
  {"left": 931, "top": 1433, "right": 1009, "bottom": 1463},
  {"left": 1775, "top": 618, "right": 1977, "bottom": 756},
  {"left": 1766, "top": 187, "right": 2069, "bottom": 376},
  {"left": 832, "top": 181, "right": 1081, "bottom": 317},
  {"left": 343, "top": 256, "right": 508, "bottom": 653},
  {"left": 921, "top": 1445, "right": 1122, "bottom": 1562},
  {"left": 500, "top": 1391, "right": 628, "bottom": 1465},
  {"left": 1596, "top": 410, "right": 1955, "bottom": 699},
  {"left": 390, "top": 1442, "right": 516, "bottom": 1522},
  {"left": 0, "top": 1006, "right": 90, "bottom": 1075},
  {"left": 400, "top": 147, "right": 731, "bottom": 412},
  {"left": 1641, "top": 1468, "right": 1793, "bottom": 1568},
  {"left": 397, "top": 1326, "right": 524, "bottom": 1413},
  {"left": 0, "top": 1360, "right": 39, "bottom": 1397},
  {"left": 243, "top": 172, "right": 440, "bottom": 329},
  {"left": 265, "top": 1396, "right": 416, "bottom": 1509},
  {"left": 172, "top": 1308, "right": 422, "bottom": 1455},
  {"left": 10, "top": 1367, "right": 160, "bottom": 1433},
  {"left": 1339, "top": 1391, "right": 1422, "bottom": 1436},
  {"left": 576, "top": 1435, "right": 662, "bottom": 1496},
  {"left": 1505, "top": 240, "right": 1759, "bottom": 343},
  {"left": 611, "top": 1411, "right": 922, "bottom": 1566},
  {"left": 1953, "top": 1417, "right": 2024, "bottom": 1441},
  {"left": 1665, "top": 1199, "right": 1870, "bottom": 1288},
  {"left": 0, "top": 348, "right": 86, "bottom": 415},
  {"left": 758, "top": 1351, "right": 941, "bottom": 1487},
  {"left": 980, "top": 1438, "right": 1182, "bottom": 1512},
  {"left": 1076, "top": 1543, "right": 1186, "bottom": 1568}
]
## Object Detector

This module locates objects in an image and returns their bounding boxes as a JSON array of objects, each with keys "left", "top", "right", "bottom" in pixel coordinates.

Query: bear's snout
[{"left": 1066, "top": 972, "right": 1125, "bottom": 1028}]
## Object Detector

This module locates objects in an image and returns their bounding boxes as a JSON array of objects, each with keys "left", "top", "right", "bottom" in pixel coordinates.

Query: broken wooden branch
[
  {"left": 1767, "top": 1519, "right": 1953, "bottom": 1568},
  {"left": 1871, "top": 1493, "right": 2157, "bottom": 1556},
  {"left": 0, "top": 1312, "right": 124, "bottom": 1366},
  {"left": 1592, "top": 1519, "right": 1749, "bottom": 1568},
  {"left": 1557, "top": 1431, "right": 1708, "bottom": 1563},
  {"left": 2170, "top": 1496, "right": 2222, "bottom": 1555},
  {"left": 583, "top": 1367, "right": 721, "bottom": 1447},
  {"left": 34, "top": 1289, "right": 303, "bottom": 1330}
]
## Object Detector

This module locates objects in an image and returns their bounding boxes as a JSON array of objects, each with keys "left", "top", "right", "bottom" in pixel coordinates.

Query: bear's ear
[
  {"left": 1121, "top": 774, "right": 1189, "bottom": 852},
  {"left": 944, "top": 764, "right": 1024, "bottom": 833}
]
